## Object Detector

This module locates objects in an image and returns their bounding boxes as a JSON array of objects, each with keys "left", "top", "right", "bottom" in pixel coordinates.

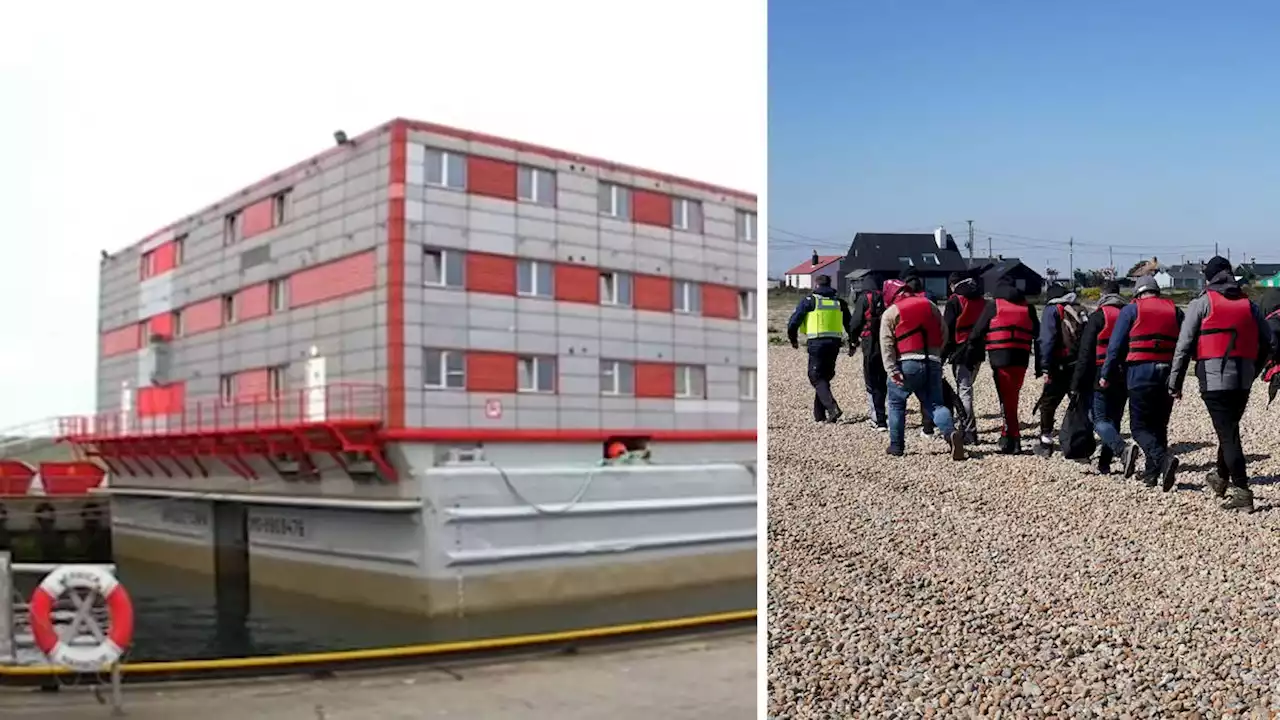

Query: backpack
[
  {"left": 1056, "top": 303, "right": 1089, "bottom": 358},
  {"left": 1060, "top": 395, "right": 1098, "bottom": 460}
]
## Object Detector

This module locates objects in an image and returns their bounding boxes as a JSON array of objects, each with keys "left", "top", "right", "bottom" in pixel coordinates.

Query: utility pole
[
  {"left": 967, "top": 220, "right": 975, "bottom": 263},
  {"left": 1215, "top": 241, "right": 1220, "bottom": 256},
  {"left": 1109, "top": 245, "right": 1114, "bottom": 271},
  {"left": 1068, "top": 236, "right": 1074, "bottom": 287},
  {"left": 987, "top": 237, "right": 992, "bottom": 258}
]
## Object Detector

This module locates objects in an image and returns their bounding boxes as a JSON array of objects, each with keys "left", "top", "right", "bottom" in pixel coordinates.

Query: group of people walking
[{"left": 786, "top": 256, "right": 1280, "bottom": 512}]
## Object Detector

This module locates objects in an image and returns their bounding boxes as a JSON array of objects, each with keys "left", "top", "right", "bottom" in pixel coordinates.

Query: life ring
[{"left": 29, "top": 565, "right": 134, "bottom": 670}]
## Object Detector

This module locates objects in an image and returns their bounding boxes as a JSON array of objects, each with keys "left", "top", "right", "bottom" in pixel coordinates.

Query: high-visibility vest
[
  {"left": 986, "top": 299, "right": 1034, "bottom": 352},
  {"left": 1094, "top": 305, "right": 1121, "bottom": 366},
  {"left": 1195, "top": 290, "right": 1259, "bottom": 362},
  {"left": 893, "top": 294, "right": 942, "bottom": 355},
  {"left": 1126, "top": 296, "right": 1179, "bottom": 364},
  {"left": 953, "top": 296, "right": 986, "bottom": 345},
  {"left": 803, "top": 295, "right": 844, "bottom": 340}
]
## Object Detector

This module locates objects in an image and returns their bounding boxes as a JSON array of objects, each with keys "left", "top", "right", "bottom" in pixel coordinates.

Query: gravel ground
[{"left": 767, "top": 343, "right": 1280, "bottom": 719}]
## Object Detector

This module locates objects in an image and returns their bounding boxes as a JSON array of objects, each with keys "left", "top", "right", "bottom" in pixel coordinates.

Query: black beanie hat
[{"left": 1204, "top": 256, "right": 1232, "bottom": 280}]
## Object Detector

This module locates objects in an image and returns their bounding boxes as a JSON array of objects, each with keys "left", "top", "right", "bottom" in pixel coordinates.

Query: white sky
[{"left": 0, "top": 0, "right": 766, "bottom": 431}]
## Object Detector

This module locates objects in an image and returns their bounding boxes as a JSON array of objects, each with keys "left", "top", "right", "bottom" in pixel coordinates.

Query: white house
[{"left": 784, "top": 251, "right": 843, "bottom": 290}]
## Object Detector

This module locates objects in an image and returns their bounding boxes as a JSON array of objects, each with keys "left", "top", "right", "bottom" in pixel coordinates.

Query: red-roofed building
[{"left": 784, "top": 252, "right": 844, "bottom": 290}]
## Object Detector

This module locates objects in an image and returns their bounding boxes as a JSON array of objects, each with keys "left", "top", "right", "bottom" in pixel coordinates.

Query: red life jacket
[
  {"left": 953, "top": 295, "right": 987, "bottom": 345},
  {"left": 1126, "top": 296, "right": 1179, "bottom": 364},
  {"left": 1094, "top": 305, "right": 1121, "bottom": 366},
  {"left": 1195, "top": 290, "right": 1259, "bottom": 362},
  {"left": 986, "top": 299, "right": 1034, "bottom": 353},
  {"left": 860, "top": 291, "right": 878, "bottom": 339},
  {"left": 893, "top": 294, "right": 942, "bottom": 356},
  {"left": 1265, "top": 308, "right": 1280, "bottom": 382}
]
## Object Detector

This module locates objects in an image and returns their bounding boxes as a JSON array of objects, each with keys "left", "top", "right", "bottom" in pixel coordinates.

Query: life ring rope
[{"left": 28, "top": 565, "right": 134, "bottom": 671}]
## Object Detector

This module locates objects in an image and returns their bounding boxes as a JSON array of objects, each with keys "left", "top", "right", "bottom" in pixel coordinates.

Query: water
[{"left": 13, "top": 555, "right": 755, "bottom": 662}]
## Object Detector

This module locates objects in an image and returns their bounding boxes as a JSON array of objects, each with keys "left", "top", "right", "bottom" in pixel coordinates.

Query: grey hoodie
[{"left": 1169, "top": 272, "right": 1274, "bottom": 393}]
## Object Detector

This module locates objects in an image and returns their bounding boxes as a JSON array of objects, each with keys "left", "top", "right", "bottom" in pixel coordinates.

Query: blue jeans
[
  {"left": 887, "top": 360, "right": 955, "bottom": 449},
  {"left": 1088, "top": 383, "right": 1128, "bottom": 462}
]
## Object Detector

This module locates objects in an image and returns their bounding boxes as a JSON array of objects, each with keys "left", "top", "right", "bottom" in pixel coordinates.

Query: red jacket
[
  {"left": 952, "top": 295, "right": 986, "bottom": 345},
  {"left": 1126, "top": 296, "right": 1179, "bottom": 364},
  {"left": 986, "top": 299, "right": 1034, "bottom": 353},
  {"left": 1094, "top": 305, "right": 1121, "bottom": 366},
  {"left": 893, "top": 295, "right": 943, "bottom": 355},
  {"left": 1196, "top": 290, "right": 1259, "bottom": 361}
]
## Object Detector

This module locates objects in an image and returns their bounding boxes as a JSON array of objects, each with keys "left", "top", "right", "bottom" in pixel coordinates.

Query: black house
[
  {"left": 966, "top": 256, "right": 1045, "bottom": 297},
  {"left": 838, "top": 229, "right": 968, "bottom": 299}
]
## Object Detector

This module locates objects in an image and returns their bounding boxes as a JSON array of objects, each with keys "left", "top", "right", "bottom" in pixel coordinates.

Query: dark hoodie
[
  {"left": 1070, "top": 291, "right": 1128, "bottom": 394},
  {"left": 847, "top": 279, "right": 883, "bottom": 348},
  {"left": 1169, "top": 269, "right": 1275, "bottom": 393},
  {"left": 941, "top": 276, "right": 985, "bottom": 362},
  {"left": 1264, "top": 288, "right": 1280, "bottom": 359},
  {"left": 962, "top": 279, "right": 1041, "bottom": 371}
]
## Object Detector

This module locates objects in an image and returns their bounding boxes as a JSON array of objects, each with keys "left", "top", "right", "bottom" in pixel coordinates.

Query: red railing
[{"left": 58, "top": 383, "right": 386, "bottom": 440}]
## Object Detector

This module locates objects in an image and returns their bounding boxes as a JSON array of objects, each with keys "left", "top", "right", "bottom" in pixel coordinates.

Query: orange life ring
[{"left": 29, "top": 565, "right": 134, "bottom": 669}]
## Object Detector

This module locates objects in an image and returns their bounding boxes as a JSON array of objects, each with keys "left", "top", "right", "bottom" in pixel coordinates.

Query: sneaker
[
  {"left": 1160, "top": 456, "right": 1180, "bottom": 492},
  {"left": 865, "top": 418, "right": 880, "bottom": 431},
  {"left": 827, "top": 407, "right": 844, "bottom": 424},
  {"left": 1221, "top": 485, "right": 1254, "bottom": 512},
  {"left": 1097, "top": 459, "right": 1112, "bottom": 475},
  {"left": 920, "top": 428, "right": 936, "bottom": 439},
  {"left": 1141, "top": 473, "right": 1158, "bottom": 488},
  {"left": 964, "top": 430, "right": 979, "bottom": 445},
  {"left": 875, "top": 423, "right": 888, "bottom": 433},
  {"left": 998, "top": 436, "right": 1023, "bottom": 455},
  {"left": 950, "top": 432, "right": 966, "bottom": 461},
  {"left": 1120, "top": 444, "right": 1139, "bottom": 479},
  {"left": 1204, "top": 471, "right": 1228, "bottom": 498},
  {"left": 1033, "top": 440, "right": 1053, "bottom": 458},
  {"left": 886, "top": 445, "right": 904, "bottom": 457}
]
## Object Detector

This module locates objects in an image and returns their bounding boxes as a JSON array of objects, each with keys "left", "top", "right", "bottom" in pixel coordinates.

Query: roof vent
[{"left": 811, "top": 249, "right": 819, "bottom": 267}]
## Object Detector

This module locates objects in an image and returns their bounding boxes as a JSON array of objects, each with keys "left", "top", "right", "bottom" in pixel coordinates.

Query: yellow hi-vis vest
[{"left": 803, "top": 295, "right": 844, "bottom": 340}]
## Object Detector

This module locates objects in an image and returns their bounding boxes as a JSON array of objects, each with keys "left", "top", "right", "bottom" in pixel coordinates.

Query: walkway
[{"left": 1, "top": 632, "right": 756, "bottom": 719}]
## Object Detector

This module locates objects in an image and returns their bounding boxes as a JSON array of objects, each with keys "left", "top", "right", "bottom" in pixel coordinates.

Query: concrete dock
[{"left": 0, "top": 632, "right": 756, "bottom": 719}]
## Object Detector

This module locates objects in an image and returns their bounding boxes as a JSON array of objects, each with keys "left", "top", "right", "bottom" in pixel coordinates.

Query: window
[
  {"left": 174, "top": 234, "right": 186, "bottom": 266},
  {"left": 921, "top": 253, "right": 940, "bottom": 265},
  {"left": 897, "top": 256, "right": 914, "bottom": 266},
  {"left": 599, "top": 271, "right": 633, "bottom": 306},
  {"left": 269, "top": 278, "right": 288, "bottom": 313},
  {"left": 673, "top": 279, "right": 701, "bottom": 314},
  {"left": 735, "top": 210, "right": 757, "bottom": 243},
  {"left": 267, "top": 366, "right": 286, "bottom": 401},
  {"left": 675, "top": 365, "right": 706, "bottom": 399},
  {"left": 738, "top": 290, "right": 756, "bottom": 320},
  {"left": 221, "top": 294, "right": 236, "bottom": 324},
  {"left": 172, "top": 309, "right": 184, "bottom": 338},
  {"left": 219, "top": 374, "right": 234, "bottom": 406},
  {"left": 272, "top": 189, "right": 292, "bottom": 226},
  {"left": 425, "top": 148, "right": 467, "bottom": 189},
  {"left": 140, "top": 250, "right": 156, "bottom": 279},
  {"left": 600, "top": 360, "right": 635, "bottom": 396},
  {"left": 517, "top": 259, "right": 554, "bottom": 297},
  {"left": 598, "top": 182, "right": 631, "bottom": 219},
  {"left": 739, "top": 368, "right": 757, "bottom": 401},
  {"left": 672, "top": 198, "right": 703, "bottom": 232},
  {"left": 223, "top": 212, "right": 241, "bottom": 246},
  {"left": 424, "top": 248, "right": 465, "bottom": 287},
  {"left": 517, "top": 166, "right": 556, "bottom": 206},
  {"left": 517, "top": 356, "right": 556, "bottom": 393},
  {"left": 424, "top": 349, "right": 466, "bottom": 389}
]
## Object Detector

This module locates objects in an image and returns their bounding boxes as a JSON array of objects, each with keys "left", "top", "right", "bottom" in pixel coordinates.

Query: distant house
[
  {"left": 965, "top": 257, "right": 1045, "bottom": 297},
  {"left": 783, "top": 252, "right": 843, "bottom": 290},
  {"left": 1165, "top": 263, "right": 1206, "bottom": 292},
  {"left": 838, "top": 227, "right": 968, "bottom": 299},
  {"left": 1236, "top": 262, "right": 1280, "bottom": 284}
]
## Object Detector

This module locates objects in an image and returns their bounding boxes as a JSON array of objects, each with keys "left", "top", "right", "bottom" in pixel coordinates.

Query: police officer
[
  {"left": 787, "top": 275, "right": 855, "bottom": 423},
  {"left": 848, "top": 276, "right": 887, "bottom": 430},
  {"left": 1069, "top": 281, "right": 1136, "bottom": 475},
  {"left": 1169, "top": 256, "right": 1274, "bottom": 511},
  {"left": 1100, "top": 275, "right": 1184, "bottom": 491}
]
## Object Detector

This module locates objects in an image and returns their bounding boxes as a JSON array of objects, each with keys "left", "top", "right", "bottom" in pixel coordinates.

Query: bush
[{"left": 1077, "top": 287, "right": 1101, "bottom": 301}]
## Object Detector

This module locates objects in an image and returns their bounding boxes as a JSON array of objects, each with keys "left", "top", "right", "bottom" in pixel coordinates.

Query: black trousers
[
  {"left": 1128, "top": 385, "right": 1173, "bottom": 477},
  {"left": 1202, "top": 389, "right": 1251, "bottom": 487},
  {"left": 1036, "top": 362, "right": 1074, "bottom": 438},
  {"left": 808, "top": 341, "right": 841, "bottom": 421},
  {"left": 860, "top": 336, "right": 886, "bottom": 425}
]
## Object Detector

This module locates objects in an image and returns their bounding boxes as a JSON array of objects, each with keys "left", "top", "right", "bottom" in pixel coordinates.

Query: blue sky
[{"left": 768, "top": 0, "right": 1280, "bottom": 278}]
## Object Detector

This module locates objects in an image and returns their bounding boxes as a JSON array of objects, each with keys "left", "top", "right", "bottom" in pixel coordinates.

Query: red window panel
[
  {"left": 146, "top": 312, "right": 174, "bottom": 340},
  {"left": 165, "top": 383, "right": 186, "bottom": 415},
  {"left": 182, "top": 297, "right": 224, "bottom": 335},
  {"left": 136, "top": 387, "right": 163, "bottom": 417},
  {"left": 101, "top": 325, "right": 141, "bottom": 357},
  {"left": 554, "top": 264, "right": 600, "bottom": 305},
  {"left": 701, "top": 283, "right": 741, "bottom": 320},
  {"left": 466, "top": 156, "right": 518, "bottom": 201},
  {"left": 288, "top": 250, "right": 377, "bottom": 309},
  {"left": 465, "top": 252, "right": 517, "bottom": 295},
  {"left": 635, "top": 362, "right": 675, "bottom": 398},
  {"left": 235, "top": 369, "right": 269, "bottom": 402},
  {"left": 152, "top": 241, "right": 177, "bottom": 274},
  {"left": 466, "top": 352, "right": 518, "bottom": 393},
  {"left": 241, "top": 198, "right": 275, "bottom": 239},
  {"left": 634, "top": 274, "right": 673, "bottom": 312},
  {"left": 236, "top": 283, "right": 271, "bottom": 321},
  {"left": 632, "top": 189, "right": 673, "bottom": 227}
]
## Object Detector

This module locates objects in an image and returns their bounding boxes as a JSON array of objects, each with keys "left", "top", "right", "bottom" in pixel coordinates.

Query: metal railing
[
  {"left": 58, "top": 382, "right": 386, "bottom": 439},
  {"left": 1, "top": 554, "right": 115, "bottom": 666}
]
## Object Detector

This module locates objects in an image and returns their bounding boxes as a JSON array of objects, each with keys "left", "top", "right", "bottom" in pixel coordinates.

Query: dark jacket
[
  {"left": 1070, "top": 293, "right": 1128, "bottom": 394},
  {"left": 1101, "top": 295, "right": 1186, "bottom": 390},
  {"left": 786, "top": 286, "right": 855, "bottom": 348},
  {"left": 1168, "top": 274, "right": 1273, "bottom": 393},
  {"left": 848, "top": 288, "right": 883, "bottom": 350},
  {"left": 962, "top": 282, "right": 1041, "bottom": 371},
  {"left": 941, "top": 279, "right": 984, "bottom": 363},
  {"left": 1038, "top": 291, "right": 1084, "bottom": 373},
  {"left": 1264, "top": 288, "right": 1280, "bottom": 366}
]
